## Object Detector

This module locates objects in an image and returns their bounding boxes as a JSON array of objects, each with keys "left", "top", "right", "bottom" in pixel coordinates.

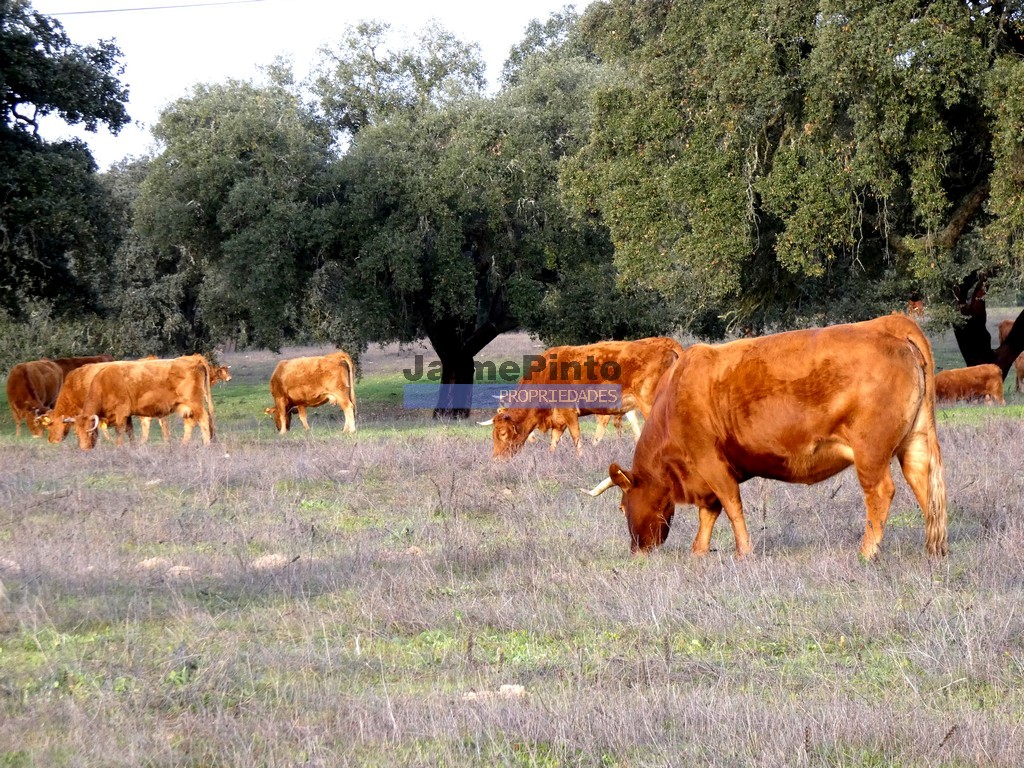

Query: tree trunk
[
  {"left": 427, "top": 317, "right": 519, "bottom": 420},
  {"left": 432, "top": 351, "right": 477, "bottom": 420},
  {"left": 952, "top": 274, "right": 996, "bottom": 367},
  {"left": 953, "top": 273, "right": 1024, "bottom": 377},
  {"left": 995, "top": 308, "right": 1024, "bottom": 377}
]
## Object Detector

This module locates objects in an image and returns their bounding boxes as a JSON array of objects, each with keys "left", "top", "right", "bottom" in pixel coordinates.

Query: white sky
[{"left": 32, "top": 0, "right": 581, "bottom": 169}]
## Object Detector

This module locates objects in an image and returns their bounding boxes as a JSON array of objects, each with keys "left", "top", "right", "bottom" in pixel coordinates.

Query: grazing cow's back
[
  {"left": 50, "top": 354, "right": 114, "bottom": 377},
  {"left": 585, "top": 315, "right": 946, "bottom": 561},
  {"left": 935, "top": 364, "right": 1005, "bottom": 405},
  {"left": 490, "top": 337, "right": 683, "bottom": 458},
  {"left": 6, "top": 360, "right": 63, "bottom": 437},
  {"left": 268, "top": 351, "right": 356, "bottom": 433}
]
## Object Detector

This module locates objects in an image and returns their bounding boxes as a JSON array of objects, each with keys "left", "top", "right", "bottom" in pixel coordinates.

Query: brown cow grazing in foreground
[
  {"left": 934, "top": 364, "right": 1005, "bottom": 405},
  {"left": 6, "top": 360, "right": 64, "bottom": 437},
  {"left": 73, "top": 356, "right": 215, "bottom": 449},
  {"left": 584, "top": 315, "right": 947, "bottom": 561},
  {"left": 486, "top": 337, "right": 683, "bottom": 458},
  {"left": 267, "top": 351, "right": 356, "bottom": 433},
  {"left": 140, "top": 363, "right": 231, "bottom": 442}
]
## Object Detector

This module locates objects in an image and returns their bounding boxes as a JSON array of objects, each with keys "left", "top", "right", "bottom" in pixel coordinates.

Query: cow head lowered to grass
[{"left": 585, "top": 315, "right": 948, "bottom": 561}]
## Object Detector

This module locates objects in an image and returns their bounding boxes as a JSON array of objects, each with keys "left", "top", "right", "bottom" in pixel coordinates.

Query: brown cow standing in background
[
  {"left": 6, "top": 354, "right": 113, "bottom": 436},
  {"left": 267, "top": 351, "right": 356, "bottom": 433},
  {"left": 934, "top": 364, "right": 1005, "bottom": 405},
  {"left": 73, "top": 356, "right": 215, "bottom": 449},
  {"left": 6, "top": 360, "right": 63, "bottom": 437},
  {"left": 487, "top": 337, "right": 683, "bottom": 458},
  {"left": 584, "top": 315, "right": 947, "bottom": 561}
]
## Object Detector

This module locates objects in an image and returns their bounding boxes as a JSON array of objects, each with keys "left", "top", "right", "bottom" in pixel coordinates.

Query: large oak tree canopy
[
  {"left": 0, "top": 0, "right": 130, "bottom": 318},
  {"left": 564, "top": 0, "right": 1024, "bottom": 353}
]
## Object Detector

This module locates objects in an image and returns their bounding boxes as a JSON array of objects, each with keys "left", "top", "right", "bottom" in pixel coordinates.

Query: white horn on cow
[
  {"left": 87, "top": 415, "right": 100, "bottom": 433},
  {"left": 580, "top": 477, "right": 616, "bottom": 497},
  {"left": 62, "top": 417, "right": 75, "bottom": 424},
  {"left": 477, "top": 418, "right": 494, "bottom": 426}
]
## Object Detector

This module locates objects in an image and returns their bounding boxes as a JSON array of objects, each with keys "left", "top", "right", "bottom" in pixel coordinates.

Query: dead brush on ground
[{"left": 0, "top": 413, "right": 1023, "bottom": 766}]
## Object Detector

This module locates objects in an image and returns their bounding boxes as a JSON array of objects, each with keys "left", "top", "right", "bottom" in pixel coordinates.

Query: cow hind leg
[
  {"left": 195, "top": 410, "right": 213, "bottom": 445},
  {"left": 160, "top": 417, "right": 170, "bottom": 442},
  {"left": 855, "top": 463, "right": 896, "bottom": 561},
  {"left": 140, "top": 417, "right": 151, "bottom": 443},
  {"left": 297, "top": 405, "right": 311, "bottom": 431},
  {"left": 593, "top": 415, "right": 610, "bottom": 444},
  {"left": 342, "top": 403, "right": 356, "bottom": 433}
]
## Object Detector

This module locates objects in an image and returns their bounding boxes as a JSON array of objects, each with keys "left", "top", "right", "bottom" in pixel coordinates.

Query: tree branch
[{"left": 886, "top": 179, "right": 991, "bottom": 257}]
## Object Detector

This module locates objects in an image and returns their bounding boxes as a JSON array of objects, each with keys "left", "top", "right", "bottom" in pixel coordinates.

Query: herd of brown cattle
[
  {"left": 7, "top": 313, "right": 1019, "bottom": 560},
  {"left": 6, "top": 350, "right": 357, "bottom": 449}
]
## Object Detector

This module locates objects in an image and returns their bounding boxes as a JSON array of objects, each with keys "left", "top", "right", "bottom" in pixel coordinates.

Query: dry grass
[{"left": 1, "top": 333, "right": 1023, "bottom": 766}]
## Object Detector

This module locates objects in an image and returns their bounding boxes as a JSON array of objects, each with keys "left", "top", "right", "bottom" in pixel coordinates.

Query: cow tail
[
  {"left": 342, "top": 353, "right": 356, "bottom": 413},
  {"left": 907, "top": 334, "right": 948, "bottom": 558}
]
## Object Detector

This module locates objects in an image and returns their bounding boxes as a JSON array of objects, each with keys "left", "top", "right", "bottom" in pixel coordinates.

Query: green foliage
[
  {"left": 312, "top": 20, "right": 486, "bottom": 138},
  {"left": 134, "top": 76, "right": 338, "bottom": 351},
  {"left": 314, "top": 16, "right": 677, "bottom": 386},
  {"left": 0, "top": 302, "right": 124, "bottom": 375},
  {"left": 0, "top": 0, "right": 129, "bottom": 319},
  {"left": 567, "top": 0, "right": 1024, "bottom": 334}
]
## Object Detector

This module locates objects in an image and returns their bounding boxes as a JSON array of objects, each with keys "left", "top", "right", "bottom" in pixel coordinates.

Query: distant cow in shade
[{"left": 934, "top": 364, "right": 1005, "bottom": 405}]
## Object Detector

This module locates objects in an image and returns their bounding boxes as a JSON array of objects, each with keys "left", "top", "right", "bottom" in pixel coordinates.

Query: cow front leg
[
  {"left": 297, "top": 405, "right": 311, "bottom": 430},
  {"left": 626, "top": 410, "right": 642, "bottom": 441},
  {"left": 196, "top": 410, "right": 213, "bottom": 445},
  {"left": 140, "top": 416, "right": 151, "bottom": 443},
  {"left": 548, "top": 427, "right": 563, "bottom": 451},
  {"left": 702, "top": 472, "right": 751, "bottom": 558},
  {"left": 692, "top": 502, "right": 723, "bottom": 555},
  {"left": 567, "top": 417, "right": 583, "bottom": 454},
  {"left": 593, "top": 415, "right": 610, "bottom": 444}
]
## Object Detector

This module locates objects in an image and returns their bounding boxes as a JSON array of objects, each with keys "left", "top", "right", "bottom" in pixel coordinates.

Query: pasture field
[{"left": 1, "top": 324, "right": 1024, "bottom": 766}]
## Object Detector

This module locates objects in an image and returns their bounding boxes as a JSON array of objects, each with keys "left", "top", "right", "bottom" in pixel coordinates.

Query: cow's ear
[{"left": 609, "top": 463, "right": 634, "bottom": 492}]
